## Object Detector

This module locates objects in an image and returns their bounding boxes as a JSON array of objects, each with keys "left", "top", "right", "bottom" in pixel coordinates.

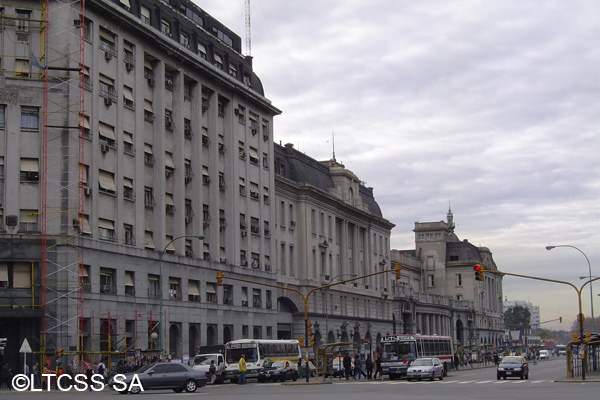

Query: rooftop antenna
[
  {"left": 245, "top": 0, "right": 251, "bottom": 56},
  {"left": 332, "top": 132, "right": 336, "bottom": 161}
]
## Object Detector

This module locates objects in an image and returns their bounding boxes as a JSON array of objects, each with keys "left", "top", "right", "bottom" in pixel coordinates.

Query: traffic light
[
  {"left": 571, "top": 333, "right": 579, "bottom": 344},
  {"left": 298, "top": 337, "right": 304, "bottom": 347},
  {"left": 585, "top": 332, "right": 592, "bottom": 342},
  {"left": 216, "top": 271, "right": 223, "bottom": 286},
  {"left": 306, "top": 320, "right": 312, "bottom": 336},
  {"left": 394, "top": 263, "right": 402, "bottom": 280},
  {"left": 57, "top": 348, "right": 63, "bottom": 358},
  {"left": 474, "top": 264, "right": 483, "bottom": 281},
  {"left": 309, "top": 336, "right": 315, "bottom": 347}
]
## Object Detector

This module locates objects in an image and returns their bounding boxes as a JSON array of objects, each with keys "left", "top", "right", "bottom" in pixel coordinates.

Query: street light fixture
[
  {"left": 546, "top": 245, "right": 594, "bottom": 333},
  {"left": 159, "top": 234, "right": 204, "bottom": 357},
  {"left": 323, "top": 273, "right": 357, "bottom": 343}
]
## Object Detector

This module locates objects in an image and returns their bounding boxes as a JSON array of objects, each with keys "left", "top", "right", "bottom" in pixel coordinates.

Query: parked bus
[
  {"left": 222, "top": 339, "right": 301, "bottom": 383},
  {"left": 380, "top": 334, "right": 454, "bottom": 379}
]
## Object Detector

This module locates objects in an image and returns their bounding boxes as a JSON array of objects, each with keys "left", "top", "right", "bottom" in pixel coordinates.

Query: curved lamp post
[
  {"left": 323, "top": 273, "right": 357, "bottom": 343},
  {"left": 546, "top": 245, "right": 594, "bottom": 332},
  {"left": 159, "top": 234, "right": 204, "bottom": 357}
]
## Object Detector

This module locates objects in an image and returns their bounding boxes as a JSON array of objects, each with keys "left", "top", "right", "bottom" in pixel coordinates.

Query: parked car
[
  {"left": 257, "top": 360, "right": 298, "bottom": 382},
  {"left": 406, "top": 357, "right": 444, "bottom": 381},
  {"left": 497, "top": 356, "right": 529, "bottom": 380},
  {"left": 108, "top": 362, "right": 207, "bottom": 394}
]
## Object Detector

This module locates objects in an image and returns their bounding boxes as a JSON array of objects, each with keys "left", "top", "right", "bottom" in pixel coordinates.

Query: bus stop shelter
[{"left": 315, "top": 342, "right": 355, "bottom": 383}]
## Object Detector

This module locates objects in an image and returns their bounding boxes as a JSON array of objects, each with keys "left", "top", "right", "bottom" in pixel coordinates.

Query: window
[
  {"left": 148, "top": 274, "right": 159, "bottom": 297},
  {"left": 21, "top": 107, "right": 39, "bottom": 130},
  {"left": 241, "top": 287, "right": 248, "bottom": 307},
  {"left": 169, "top": 277, "right": 180, "bottom": 299},
  {"left": 165, "top": 72, "right": 174, "bottom": 91},
  {"left": 266, "top": 290, "right": 272, "bottom": 309},
  {"left": 99, "top": 122, "right": 116, "bottom": 148},
  {"left": 264, "top": 255, "right": 271, "bottom": 272},
  {"left": 98, "top": 219, "right": 116, "bottom": 241},
  {"left": 16, "top": 10, "right": 31, "bottom": 33},
  {"left": 165, "top": 152, "right": 174, "bottom": 178},
  {"left": 99, "top": 75, "right": 117, "bottom": 103},
  {"left": 202, "top": 166, "right": 210, "bottom": 185},
  {"left": 180, "top": 32, "right": 190, "bottom": 48},
  {"left": 218, "top": 135, "right": 225, "bottom": 153},
  {"left": 219, "top": 172, "right": 226, "bottom": 190},
  {"left": 203, "top": 205, "right": 210, "bottom": 227},
  {"left": 262, "top": 152, "right": 269, "bottom": 169},
  {"left": 144, "top": 100, "right": 154, "bottom": 122},
  {"left": 15, "top": 59, "right": 30, "bottom": 77},
  {"left": 188, "top": 280, "right": 200, "bottom": 302},
  {"left": 251, "top": 253, "right": 260, "bottom": 269},
  {"left": 98, "top": 170, "right": 116, "bottom": 194},
  {"left": 250, "top": 217, "right": 260, "bottom": 235},
  {"left": 165, "top": 109, "right": 174, "bottom": 130},
  {"left": 219, "top": 210, "right": 226, "bottom": 231},
  {"left": 184, "top": 160, "right": 193, "bottom": 183},
  {"left": 202, "top": 127, "right": 209, "bottom": 147},
  {"left": 184, "top": 119, "right": 192, "bottom": 139},
  {"left": 80, "top": 114, "right": 91, "bottom": 139},
  {"left": 140, "top": 6, "right": 151, "bottom": 24},
  {"left": 123, "top": 132, "right": 135, "bottom": 155},
  {"left": 165, "top": 193, "right": 175, "bottom": 214},
  {"left": 184, "top": 81, "right": 193, "bottom": 100},
  {"left": 160, "top": 19, "right": 171, "bottom": 37},
  {"left": 263, "top": 187, "right": 270, "bottom": 205},
  {"left": 124, "top": 223, "right": 135, "bottom": 245},
  {"left": 123, "top": 41, "right": 135, "bottom": 69},
  {"left": 185, "top": 199, "right": 194, "bottom": 220},
  {"left": 206, "top": 283, "right": 217, "bottom": 303},
  {"left": 144, "top": 231, "right": 155, "bottom": 249},
  {"left": 99, "top": 29, "right": 117, "bottom": 57},
  {"left": 456, "top": 274, "right": 462, "bottom": 287},
  {"left": 213, "top": 53, "right": 223, "bottom": 70},
  {"left": 144, "top": 144, "right": 155, "bottom": 166},
  {"left": 144, "top": 187, "right": 155, "bottom": 208},
  {"left": 19, "top": 210, "right": 37, "bottom": 232},
  {"left": 119, "top": 0, "right": 131, "bottom": 11},
  {"left": 249, "top": 182, "right": 259, "bottom": 200},
  {"left": 239, "top": 177, "right": 246, "bottom": 196},
  {"left": 223, "top": 284, "right": 233, "bottom": 305},
  {"left": 83, "top": 67, "right": 92, "bottom": 91},
  {"left": 263, "top": 221, "right": 270, "bottom": 238},
  {"left": 198, "top": 43, "right": 207, "bottom": 59},
  {"left": 428, "top": 275, "right": 435, "bottom": 288},
  {"left": 20, "top": 158, "right": 39, "bottom": 182},
  {"left": 252, "top": 288, "right": 262, "bottom": 308},
  {"left": 124, "top": 271, "right": 135, "bottom": 296},
  {"left": 123, "top": 86, "right": 134, "bottom": 109},
  {"left": 0, "top": 105, "right": 5, "bottom": 128},
  {"left": 0, "top": 156, "right": 4, "bottom": 178},
  {"left": 427, "top": 256, "right": 435, "bottom": 271},
  {"left": 249, "top": 147, "right": 259, "bottom": 165},
  {"left": 99, "top": 268, "right": 114, "bottom": 293},
  {"left": 81, "top": 264, "right": 91, "bottom": 292},
  {"left": 240, "top": 213, "right": 247, "bottom": 231}
]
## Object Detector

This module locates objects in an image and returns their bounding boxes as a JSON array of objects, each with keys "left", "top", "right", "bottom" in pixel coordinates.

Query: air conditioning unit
[
  {"left": 241, "top": 231, "right": 247, "bottom": 237},
  {"left": 5, "top": 215, "right": 18, "bottom": 226},
  {"left": 84, "top": 187, "right": 93, "bottom": 196},
  {"left": 263, "top": 132, "right": 269, "bottom": 141},
  {"left": 220, "top": 258, "right": 228, "bottom": 264},
  {"left": 239, "top": 150, "right": 246, "bottom": 159},
  {"left": 185, "top": 216, "right": 192, "bottom": 224},
  {"left": 264, "top": 264, "right": 271, "bottom": 272},
  {"left": 125, "top": 62, "right": 134, "bottom": 71},
  {"left": 100, "top": 143, "right": 109, "bottom": 153},
  {"left": 104, "top": 51, "right": 112, "bottom": 60},
  {"left": 104, "top": 97, "right": 113, "bottom": 106},
  {"left": 185, "top": 250, "right": 194, "bottom": 257},
  {"left": 148, "top": 77, "right": 155, "bottom": 87},
  {"left": 165, "top": 170, "right": 172, "bottom": 178}
]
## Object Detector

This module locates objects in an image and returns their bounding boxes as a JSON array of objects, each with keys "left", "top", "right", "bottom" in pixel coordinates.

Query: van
[
  {"left": 192, "top": 353, "right": 226, "bottom": 383},
  {"left": 538, "top": 350, "right": 549, "bottom": 359}
]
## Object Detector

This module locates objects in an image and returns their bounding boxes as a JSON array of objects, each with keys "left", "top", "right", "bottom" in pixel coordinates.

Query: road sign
[{"left": 19, "top": 338, "right": 32, "bottom": 353}]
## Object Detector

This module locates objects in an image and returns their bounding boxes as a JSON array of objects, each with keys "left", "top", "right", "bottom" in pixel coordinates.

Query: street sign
[{"left": 19, "top": 338, "right": 32, "bottom": 353}]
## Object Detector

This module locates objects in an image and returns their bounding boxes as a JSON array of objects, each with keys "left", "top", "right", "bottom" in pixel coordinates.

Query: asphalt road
[{"left": 1, "top": 358, "right": 596, "bottom": 399}]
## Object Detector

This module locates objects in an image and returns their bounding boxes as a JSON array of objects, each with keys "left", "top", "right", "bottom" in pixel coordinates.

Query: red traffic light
[
  {"left": 474, "top": 264, "right": 484, "bottom": 281},
  {"left": 474, "top": 265, "right": 482, "bottom": 272}
]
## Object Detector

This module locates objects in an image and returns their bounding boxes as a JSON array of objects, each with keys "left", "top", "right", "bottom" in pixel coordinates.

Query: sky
[{"left": 194, "top": 0, "right": 600, "bottom": 331}]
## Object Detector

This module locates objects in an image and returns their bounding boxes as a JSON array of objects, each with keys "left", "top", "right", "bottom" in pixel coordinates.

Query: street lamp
[
  {"left": 159, "top": 234, "right": 204, "bottom": 357},
  {"left": 546, "top": 245, "right": 594, "bottom": 333},
  {"left": 323, "top": 273, "right": 357, "bottom": 343}
]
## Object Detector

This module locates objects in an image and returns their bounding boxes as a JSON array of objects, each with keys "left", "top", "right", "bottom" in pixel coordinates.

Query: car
[
  {"left": 406, "top": 357, "right": 444, "bottom": 381},
  {"left": 192, "top": 353, "right": 226, "bottom": 383},
  {"left": 538, "top": 350, "right": 549, "bottom": 360},
  {"left": 296, "top": 360, "right": 316, "bottom": 378},
  {"left": 497, "top": 356, "right": 529, "bottom": 380},
  {"left": 108, "top": 362, "right": 207, "bottom": 394},
  {"left": 257, "top": 360, "right": 298, "bottom": 382}
]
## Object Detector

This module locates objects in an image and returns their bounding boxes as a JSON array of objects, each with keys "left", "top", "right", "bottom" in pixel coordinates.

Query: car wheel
[
  {"left": 184, "top": 379, "right": 197, "bottom": 393},
  {"left": 129, "top": 385, "right": 142, "bottom": 395},
  {"left": 118, "top": 390, "right": 128, "bottom": 395},
  {"left": 503, "top": 376, "right": 506, "bottom": 380},
  {"left": 407, "top": 378, "right": 412, "bottom": 381},
  {"left": 430, "top": 373, "right": 435, "bottom": 381},
  {"left": 439, "top": 373, "right": 443, "bottom": 381},
  {"left": 173, "top": 388, "right": 183, "bottom": 393},
  {"left": 258, "top": 377, "right": 265, "bottom": 383}
]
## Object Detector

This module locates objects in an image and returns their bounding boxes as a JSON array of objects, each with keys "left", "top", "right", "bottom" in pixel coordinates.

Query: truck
[{"left": 191, "top": 345, "right": 226, "bottom": 383}]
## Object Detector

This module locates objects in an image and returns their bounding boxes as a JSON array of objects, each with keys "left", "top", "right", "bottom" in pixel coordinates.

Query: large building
[
  {"left": 1, "top": 0, "right": 280, "bottom": 367},
  {"left": 504, "top": 300, "right": 541, "bottom": 330}
]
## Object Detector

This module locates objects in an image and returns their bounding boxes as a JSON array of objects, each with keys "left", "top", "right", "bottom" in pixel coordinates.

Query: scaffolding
[{"left": 40, "top": 0, "right": 85, "bottom": 371}]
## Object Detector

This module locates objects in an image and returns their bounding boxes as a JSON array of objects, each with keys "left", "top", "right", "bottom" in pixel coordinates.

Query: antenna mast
[{"left": 245, "top": 0, "right": 251, "bottom": 56}]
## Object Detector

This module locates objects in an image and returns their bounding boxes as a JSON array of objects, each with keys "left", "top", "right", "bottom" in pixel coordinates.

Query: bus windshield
[
  {"left": 193, "top": 354, "right": 218, "bottom": 366},
  {"left": 226, "top": 344, "right": 258, "bottom": 364},
  {"left": 381, "top": 341, "right": 416, "bottom": 361}
]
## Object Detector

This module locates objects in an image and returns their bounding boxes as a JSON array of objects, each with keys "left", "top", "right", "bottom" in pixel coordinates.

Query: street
[{"left": 0, "top": 359, "right": 596, "bottom": 399}]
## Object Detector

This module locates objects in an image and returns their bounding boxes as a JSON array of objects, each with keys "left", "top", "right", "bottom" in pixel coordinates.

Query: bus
[
  {"left": 380, "top": 334, "right": 454, "bottom": 379},
  {"left": 222, "top": 339, "right": 301, "bottom": 383}
]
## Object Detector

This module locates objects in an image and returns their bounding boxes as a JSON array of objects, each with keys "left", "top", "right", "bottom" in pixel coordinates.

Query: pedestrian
[
  {"left": 343, "top": 352, "right": 352, "bottom": 380},
  {"left": 353, "top": 352, "right": 362, "bottom": 380},
  {"left": 238, "top": 354, "right": 247, "bottom": 384},
  {"left": 374, "top": 353, "right": 382, "bottom": 380},
  {"left": 365, "top": 354, "right": 373, "bottom": 379},
  {"left": 0, "top": 362, "right": 12, "bottom": 391},
  {"left": 41, "top": 363, "right": 49, "bottom": 388},
  {"left": 97, "top": 359, "right": 106, "bottom": 384},
  {"left": 454, "top": 354, "right": 460, "bottom": 371},
  {"left": 85, "top": 362, "right": 94, "bottom": 391},
  {"left": 209, "top": 360, "right": 217, "bottom": 384},
  {"left": 493, "top": 353, "right": 499, "bottom": 366},
  {"left": 32, "top": 362, "right": 40, "bottom": 387},
  {"left": 54, "top": 362, "right": 64, "bottom": 389}
]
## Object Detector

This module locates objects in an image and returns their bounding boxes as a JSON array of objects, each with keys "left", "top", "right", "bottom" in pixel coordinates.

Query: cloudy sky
[{"left": 195, "top": 0, "right": 600, "bottom": 330}]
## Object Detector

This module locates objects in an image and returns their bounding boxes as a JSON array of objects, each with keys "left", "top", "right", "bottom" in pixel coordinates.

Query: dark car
[
  {"left": 497, "top": 356, "right": 529, "bottom": 380},
  {"left": 258, "top": 360, "right": 298, "bottom": 382},
  {"left": 108, "top": 362, "right": 207, "bottom": 393}
]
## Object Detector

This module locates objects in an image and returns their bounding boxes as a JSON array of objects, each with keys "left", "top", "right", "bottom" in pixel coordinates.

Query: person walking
[
  {"left": 238, "top": 354, "right": 247, "bottom": 384},
  {"left": 454, "top": 354, "right": 460, "bottom": 371},
  {"left": 365, "top": 354, "right": 373, "bottom": 380},
  {"left": 208, "top": 360, "right": 217, "bottom": 384},
  {"left": 32, "top": 362, "right": 40, "bottom": 388},
  {"left": 343, "top": 352, "right": 352, "bottom": 380},
  {"left": 353, "top": 352, "right": 362, "bottom": 380},
  {"left": 374, "top": 353, "right": 382, "bottom": 380},
  {"left": 85, "top": 362, "right": 94, "bottom": 391},
  {"left": 0, "top": 362, "right": 12, "bottom": 391}
]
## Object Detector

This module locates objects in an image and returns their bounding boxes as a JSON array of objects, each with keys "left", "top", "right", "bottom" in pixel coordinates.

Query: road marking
[
  {"left": 475, "top": 380, "right": 494, "bottom": 384},
  {"left": 457, "top": 380, "right": 477, "bottom": 384}
]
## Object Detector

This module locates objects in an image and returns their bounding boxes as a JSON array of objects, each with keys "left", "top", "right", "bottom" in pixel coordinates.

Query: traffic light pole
[
  {"left": 482, "top": 268, "right": 600, "bottom": 380},
  {"left": 217, "top": 267, "right": 400, "bottom": 382}
]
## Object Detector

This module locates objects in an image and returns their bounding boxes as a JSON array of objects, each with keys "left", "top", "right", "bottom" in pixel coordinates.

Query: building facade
[
  {"left": 0, "top": 0, "right": 280, "bottom": 367},
  {"left": 504, "top": 300, "right": 541, "bottom": 330}
]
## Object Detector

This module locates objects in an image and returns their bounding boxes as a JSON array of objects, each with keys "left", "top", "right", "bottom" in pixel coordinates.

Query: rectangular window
[
  {"left": 123, "top": 132, "right": 135, "bottom": 155},
  {"left": 16, "top": 10, "right": 31, "bottom": 32},
  {"left": 428, "top": 275, "right": 435, "bottom": 288},
  {"left": 206, "top": 282, "right": 217, "bottom": 303},
  {"left": 148, "top": 275, "right": 159, "bottom": 297},
  {"left": 252, "top": 288, "right": 262, "bottom": 308},
  {"left": 188, "top": 280, "right": 200, "bottom": 302},
  {"left": 0, "top": 105, "right": 5, "bottom": 128},
  {"left": 160, "top": 19, "right": 171, "bottom": 36},
  {"left": 456, "top": 274, "right": 462, "bottom": 287},
  {"left": 15, "top": 59, "right": 30, "bottom": 77},
  {"left": 241, "top": 287, "right": 248, "bottom": 307},
  {"left": 99, "top": 28, "right": 117, "bottom": 57},
  {"left": 144, "top": 100, "right": 154, "bottom": 122},
  {"left": 99, "top": 268, "right": 114, "bottom": 293},
  {"left": 20, "top": 158, "right": 39, "bottom": 182},
  {"left": 124, "top": 223, "right": 135, "bottom": 244},
  {"left": 144, "top": 143, "right": 155, "bottom": 166},
  {"left": 99, "top": 75, "right": 117, "bottom": 102},
  {"left": 169, "top": 277, "right": 180, "bottom": 299},
  {"left": 144, "top": 187, "right": 155, "bottom": 208},
  {"left": 140, "top": 6, "right": 151, "bottom": 24},
  {"left": 19, "top": 210, "right": 38, "bottom": 232},
  {"left": 144, "top": 231, "right": 155, "bottom": 249},
  {"left": 123, "top": 86, "right": 134, "bottom": 109},
  {"left": 427, "top": 256, "right": 435, "bottom": 271},
  {"left": 98, "top": 170, "right": 116, "bottom": 194},
  {"left": 98, "top": 218, "right": 116, "bottom": 241},
  {"left": 21, "top": 107, "right": 39, "bottom": 130},
  {"left": 223, "top": 284, "right": 233, "bottom": 305},
  {"left": 124, "top": 271, "right": 135, "bottom": 296}
]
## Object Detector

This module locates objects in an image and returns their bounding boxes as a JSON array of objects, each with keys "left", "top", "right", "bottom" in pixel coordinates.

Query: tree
[{"left": 504, "top": 305, "right": 531, "bottom": 332}]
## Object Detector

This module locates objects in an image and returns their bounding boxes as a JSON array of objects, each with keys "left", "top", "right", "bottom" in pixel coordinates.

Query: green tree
[{"left": 504, "top": 305, "right": 531, "bottom": 332}]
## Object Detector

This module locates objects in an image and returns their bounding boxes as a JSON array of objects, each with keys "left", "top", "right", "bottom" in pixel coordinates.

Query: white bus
[
  {"left": 380, "top": 334, "right": 454, "bottom": 379},
  {"left": 222, "top": 339, "right": 301, "bottom": 383}
]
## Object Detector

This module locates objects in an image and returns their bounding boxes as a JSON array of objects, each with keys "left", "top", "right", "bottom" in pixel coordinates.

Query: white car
[
  {"left": 538, "top": 350, "right": 549, "bottom": 359},
  {"left": 406, "top": 357, "right": 444, "bottom": 381}
]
